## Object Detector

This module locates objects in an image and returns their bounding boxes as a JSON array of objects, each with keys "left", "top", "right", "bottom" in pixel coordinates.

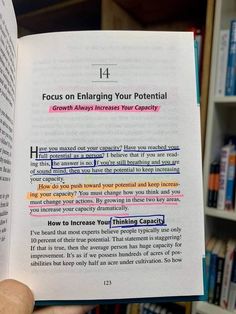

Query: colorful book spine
[
  {"left": 225, "top": 20, "right": 236, "bottom": 95},
  {"left": 215, "top": 29, "right": 230, "bottom": 96},
  {"left": 225, "top": 152, "right": 236, "bottom": 210},
  {"left": 207, "top": 161, "right": 220, "bottom": 208},
  {"left": 220, "top": 239, "right": 236, "bottom": 308},
  {"left": 217, "top": 144, "right": 235, "bottom": 210},
  {"left": 206, "top": 237, "right": 217, "bottom": 294}
]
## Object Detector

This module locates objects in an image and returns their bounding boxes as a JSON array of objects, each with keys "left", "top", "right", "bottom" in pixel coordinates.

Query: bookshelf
[
  {"left": 194, "top": 0, "right": 236, "bottom": 313},
  {"left": 13, "top": 0, "right": 206, "bottom": 33}
]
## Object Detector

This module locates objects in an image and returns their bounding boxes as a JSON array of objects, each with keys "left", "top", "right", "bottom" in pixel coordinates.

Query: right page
[{"left": 9, "top": 31, "right": 205, "bottom": 302}]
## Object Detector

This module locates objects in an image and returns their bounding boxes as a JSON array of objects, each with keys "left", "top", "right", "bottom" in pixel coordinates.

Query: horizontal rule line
[
  {"left": 91, "top": 64, "right": 117, "bottom": 66},
  {"left": 92, "top": 81, "right": 118, "bottom": 83}
]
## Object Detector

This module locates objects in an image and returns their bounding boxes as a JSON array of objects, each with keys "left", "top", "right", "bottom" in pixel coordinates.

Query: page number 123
[{"left": 103, "top": 280, "right": 112, "bottom": 286}]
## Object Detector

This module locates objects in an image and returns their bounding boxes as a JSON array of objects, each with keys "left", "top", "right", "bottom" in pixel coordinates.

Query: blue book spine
[
  {"left": 225, "top": 21, "right": 236, "bottom": 95},
  {"left": 205, "top": 250, "right": 212, "bottom": 294},
  {"left": 208, "top": 253, "right": 218, "bottom": 303}
]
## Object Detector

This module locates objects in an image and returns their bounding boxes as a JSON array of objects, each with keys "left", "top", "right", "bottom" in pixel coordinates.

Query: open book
[{"left": 0, "top": 0, "right": 205, "bottom": 304}]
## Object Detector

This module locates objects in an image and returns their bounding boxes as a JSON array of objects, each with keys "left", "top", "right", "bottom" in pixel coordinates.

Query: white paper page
[
  {"left": 0, "top": 0, "right": 17, "bottom": 278},
  {"left": 10, "top": 31, "right": 205, "bottom": 301}
]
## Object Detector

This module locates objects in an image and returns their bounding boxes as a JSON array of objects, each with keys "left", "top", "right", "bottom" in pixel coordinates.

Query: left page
[
  {"left": 9, "top": 31, "right": 205, "bottom": 302},
  {"left": 0, "top": 0, "right": 17, "bottom": 278}
]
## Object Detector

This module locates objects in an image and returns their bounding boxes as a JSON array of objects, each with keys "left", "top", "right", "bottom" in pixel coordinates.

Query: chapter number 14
[{"left": 100, "top": 67, "right": 110, "bottom": 79}]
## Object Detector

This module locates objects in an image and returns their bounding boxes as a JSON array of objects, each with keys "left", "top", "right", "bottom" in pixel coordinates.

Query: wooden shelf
[
  {"left": 215, "top": 96, "right": 236, "bottom": 103},
  {"left": 205, "top": 207, "right": 236, "bottom": 221}
]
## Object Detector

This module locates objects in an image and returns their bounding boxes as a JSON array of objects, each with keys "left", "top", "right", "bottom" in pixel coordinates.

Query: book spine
[
  {"left": 128, "top": 304, "right": 140, "bottom": 314},
  {"left": 225, "top": 21, "right": 236, "bottom": 95},
  {"left": 114, "top": 304, "right": 121, "bottom": 314},
  {"left": 213, "top": 163, "right": 220, "bottom": 207},
  {"left": 215, "top": 30, "right": 230, "bottom": 96},
  {"left": 119, "top": 304, "right": 128, "bottom": 314},
  {"left": 227, "top": 283, "right": 236, "bottom": 311},
  {"left": 218, "top": 146, "right": 231, "bottom": 210},
  {"left": 154, "top": 306, "right": 162, "bottom": 314},
  {"left": 220, "top": 242, "right": 236, "bottom": 308},
  {"left": 148, "top": 304, "right": 155, "bottom": 314},
  {"left": 213, "top": 256, "right": 225, "bottom": 305},
  {"left": 95, "top": 306, "right": 100, "bottom": 314},
  {"left": 142, "top": 303, "right": 149, "bottom": 314},
  {"left": 140, "top": 304, "right": 145, "bottom": 314},
  {"left": 225, "top": 152, "right": 236, "bottom": 210},
  {"left": 208, "top": 253, "right": 218, "bottom": 303},
  {"left": 126, "top": 304, "right": 131, "bottom": 314},
  {"left": 234, "top": 189, "right": 236, "bottom": 211},
  {"left": 227, "top": 250, "right": 236, "bottom": 311},
  {"left": 206, "top": 248, "right": 214, "bottom": 293},
  {"left": 207, "top": 162, "right": 220, "bottom": 208}
]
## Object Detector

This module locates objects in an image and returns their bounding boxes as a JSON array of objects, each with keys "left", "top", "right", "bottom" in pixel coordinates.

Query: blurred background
[{"left": 12, "top": 0, "right": 207, "bottom": 36}]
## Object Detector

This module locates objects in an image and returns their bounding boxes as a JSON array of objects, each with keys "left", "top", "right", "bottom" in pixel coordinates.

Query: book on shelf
[
  {"left": 208, "top": 239, "right": 224, "bottom": 303},
  {"left": 143, "top": 303, "right": 157, "bottom": 314},
  {"left": 126, "top": 304, "right": 140, "bottom": 314},
  {"left": 216, "top": 142, "right": 235, "bottom": 210},
  {"left": 141, "top": 303, "right": 150, "bottom": 314},
  {"left": 64, "top": 300, "right": 192, "bottom": 313},
  {"left": 207, "top": 161, "right": 220, "bottom": 208},
  {"left": 220, "top": 239, "right": 236, "bottom": 309},
  {"left": 227, "top": 248, "right": 236, "bottom": 311},
  {"left": 213, "top": 241, "right": 226, "bottom": 305},
  {"left": 0, "top": 0, "right": 205, "bottom": 304},
  {"left": 188, "top": 27, "right": 203, "bottom": 72},
  {"left": 215, "top": 29, "right": 229, "bottom": 97},
  {"left": 225, "top": 20, "right": 236, "bottom": 96},
  {"left": 206, "top": 237, "right": 236, "bottom": 310},
  {"left": 206, "top": 237, "right": 217, "bottom": 292},
  {"left": 225, "top": 151, "right": 236, "bottom": 210},
  {"left": 94, "top": 304, "right": 128, "bottom": 314},
  {"left": 140, "top": 302, "right": 189, "bottom": 314}
]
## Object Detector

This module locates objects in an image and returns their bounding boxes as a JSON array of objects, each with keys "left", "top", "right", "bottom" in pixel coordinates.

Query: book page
[
  {"left": 10, "top": 31, "right": 205, "bottom": 301},
  {"left": 0, "top": 0, "right": 17, "bottom": 278}
]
